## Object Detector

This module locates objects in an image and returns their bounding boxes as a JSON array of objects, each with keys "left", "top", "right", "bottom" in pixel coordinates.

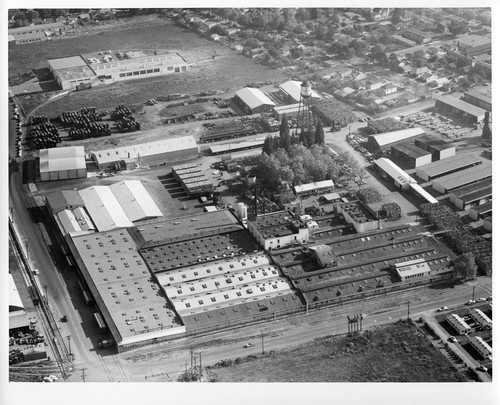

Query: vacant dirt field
[{"left": 207, "top": 321, "right": 466, "bottom": 382}]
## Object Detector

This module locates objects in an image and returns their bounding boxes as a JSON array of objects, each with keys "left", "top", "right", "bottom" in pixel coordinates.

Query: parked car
[
  {"left": 243, "top": 343, "right": 255, "bottom": 348},
  {"left": 477, "top": 298, "right": 487, "bottom": 302},
  {"left": 476, "top": 365, "right": 488, "bottom": 372},
  {"left": 448, "top": 336, "right": 458, "bottom": 343},
  {"left": 437, "top": 306, "right": 448, "bottom": 312},
  {"left": 466, "top": 300, "right": 476, "bottom": 305}
]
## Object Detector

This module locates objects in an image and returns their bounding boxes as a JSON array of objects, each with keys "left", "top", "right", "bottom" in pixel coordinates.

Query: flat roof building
[
  {"left": 414, "top": 135, "right": 456, "bottom": 162},
  {"left": 90, "top": 135, "right": 198, "bottom": 169},
  {"left": 456, "top": 34, "right": 491, "bottom": 56},
  {"left": 415, "top": 153, "right": 482, "bottom": 181},
  {"left": 247, "top": 211, "right": 309, "bottom": 250},
  {"left": 171, "top": 164, "right": 214, "bottom": 196},
  {"left": 435, "top": 96, "right": 486, "bottom": 124},
  {"left": 39, "top": 146, "right": 87, "bottom": 182},
  {"left": 469, "top": 336, "right": 492, "bottom": 359},
  {"left": 431, "top": 163, "right": 492, "bottom": 194},
  {"left": 446, "top": 313, "right": 471, "bottom": 335},
  {"left": 449, "top": 178, "right": 492, "bottom": 210},
  {"left": 393, "top": 258, "right": 432, "bottom": 281},
  {"left": 234, "top": 87, "right": 275, "bottom": 115},
  {"left": 391, "top": 143, "right": 432, "bottom": 168},
  {"left": 463, "top": 90, "right": 492, "bottom": 112},
  {"left": 368, "top": 127, "right": 426, "bottom": 150},
  {"left": 374, "top": 158, "right": 416, "bottom": 190},
  {"left": 469, "top": 201, "right": 492, "bottom": 221}
]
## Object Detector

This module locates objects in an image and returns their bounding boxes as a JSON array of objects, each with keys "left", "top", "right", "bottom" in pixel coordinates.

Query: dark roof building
[
  {"left": 46, "top": 189, "right": 85, "bottom": 214},
  {"left": 414, "top": 135, "right": 456, "bottom": 162},
  {"left": 463, "top": 90, "right": 492, "bottom": 112},
  {"left": 434, "top": 96, "right": 486, "bottom": 124},
  {"left": 391, "top": 142, "right": 432, "bottom": 168},
  {"left": 415, "top": 153, "right": 482, "bottom": 181},
  {"left": 431, "top": 163, "right": 492, "bottom": 194}
]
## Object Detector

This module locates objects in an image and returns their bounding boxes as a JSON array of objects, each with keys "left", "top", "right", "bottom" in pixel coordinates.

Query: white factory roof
[
  {"left": 9, "top": 274, "right": 24, "bottom": 312},
  {"left": 109, "top": 180, "right": 163, "bottom": 222},
  {"left": 91, "top": 136, "right": 197, "bottom": 165},
  {"left": 375, "top": 158, "right": 416, "bottom": 187},
  {"left": 47, "top": 55, "right": 88, "bottom": 70},
  {"left": 57, "top": 209, "right": 83, "bottom": 233},
  {"left": 39, "top": 146, "right": 86, "bottom": 174},
  {"left": 409, "top": 183, "right": 439, "bottom": 204},
  {"left": 369, "top": 127, "right": 426, "bottom": 148},
  {"left": 235, "top": 87, "right": 275, "bottom": 110},
  {"left": 279, "top": 80, "right": 320, "bottom": 103},
  {"left": 78, "top": 186, "right": 133, "bottom": 231},
  {"left": 294, "top": 180, "right": 334, "bottom": 194}
]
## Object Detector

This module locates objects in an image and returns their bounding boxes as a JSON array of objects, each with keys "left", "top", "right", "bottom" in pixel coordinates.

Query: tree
[
  {"left": 279, "top": 117, "right": 291, "bottom": 152},
  {"left": 314, "top": 121, "right": 325, "bottom": 145},
  {"left": 391, "top": 8, "right": 404, "bottom": 24},
  {"left": 454, "top": 252, "right": 478, "bottom": 281},
  {"left": 262, "top": 135, "right": 274, "bottom": 155}
]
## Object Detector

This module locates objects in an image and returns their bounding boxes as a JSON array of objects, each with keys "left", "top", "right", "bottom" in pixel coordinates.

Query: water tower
[{"left": 296, "top": 80, "right": 314, "bottom": 135}]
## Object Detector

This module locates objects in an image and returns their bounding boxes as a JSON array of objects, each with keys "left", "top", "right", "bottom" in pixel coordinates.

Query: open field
[
  {"left": 207, "top": 321, "right": 466, "bottom": 382},
  {"left": 11, "top": 15, "right": 286, "bottom": 117}
]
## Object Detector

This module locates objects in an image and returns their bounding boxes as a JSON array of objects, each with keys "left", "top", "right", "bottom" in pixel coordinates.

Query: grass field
[
  {"left": 207, "top": 321, "right": 466, "bottom": 382},
  {"left": 11, "top": 15, "right": 286, "bottom": 117}
]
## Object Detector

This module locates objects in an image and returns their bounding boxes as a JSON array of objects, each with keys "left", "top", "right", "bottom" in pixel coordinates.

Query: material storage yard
[{"left": 7, "top": 8, "right": 494, "bottom": 405}]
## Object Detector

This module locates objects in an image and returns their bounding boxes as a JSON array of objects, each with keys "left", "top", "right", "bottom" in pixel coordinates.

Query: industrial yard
[{"left": 7, "top": 7, "right": 494, "bottom": 405}]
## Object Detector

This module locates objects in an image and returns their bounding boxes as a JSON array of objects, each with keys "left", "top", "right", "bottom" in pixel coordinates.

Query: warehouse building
[
  {"left": 456, "top": 34, "right": 491, "bottom": 56},
  {"left": 402, "top": 28, "right": 432, "bottom": 44},
  {"left": 90, "top": 135, "right": 198, "bottom": 170},
  {"left": 279, "top": 80, "right": 321, "bottom": 104},
  {"left": 414, "top": 135, "right": 456, "bottom": 162},
  {"left": 409, "top": 183, "right": 439, "bottom": 205},
  {"left": 463, "top": 90, "right": 492, "bottom": 112},
  {"left": 469, "top": 336, "right": 492, "bottom": 360},
  {"left": 39, "top": 146, "right": 87, "bottom": 182},
  {"left": 9, "top": 274, "right": 30, "bottom": 334},
  {"left": 431, "top": 163, "right": 492, "bottom": 194},
  {"left": 368, "top": 127, "right": 426, "bottom": 150},
  {"left": 469, "top": 201, "right": 492, "bottom": 221},
  {"left": 434, "top": 96, "right": 486, "bottom": 124},
  {"left": 108, "top": 181, "right": 164, "bottom": 222},
  {"left": 446, "top": 313, "right": 471, "bottom": 335},
  {"left": 272, "top": 103, "right": 301, "bottom": 120},
  {"left": 234, "top": 87, "right": 275, "bottom": 115},
  {"left": 415, "top": 153, "right": 482, "bottom": 181},
  {"left": 9, "top": 22, "right": 67, "bottom": 45},
  {"left": 247, "top": 211, "right": 309, "bottom": 250},
  {"left": 46, "top": 189, "right": 85, "bottom": 214},
  {"left": 48, "top": 52, "right": 189, "bottom": 90},
  {"left": 67, "top": 229, "right": 185, "bottom": 352},
  {"left": 171, "top": 163, "right": 214, "bottom": 196},
  {"left": 294, "top": 180, "right": 334, "bottom": 197},
  {"left": 374, "top": 158, "right": 416, "bottom": 190},
  {"left": 469, "top": 308, "right": 492, "bottom": 330},
  {"left": 448, "top": 178, "right": 492, "bottom": 210},
  {"left": 391, "top": 143, "right": 432, "bottom": 168}
]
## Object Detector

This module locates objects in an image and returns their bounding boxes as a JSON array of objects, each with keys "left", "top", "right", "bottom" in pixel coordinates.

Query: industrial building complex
[{"left": 47, "top": 52, "right": 189, "bottom": 90}]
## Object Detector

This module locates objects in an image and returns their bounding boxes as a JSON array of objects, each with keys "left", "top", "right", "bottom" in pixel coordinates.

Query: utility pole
[
  {"left": 261, "top": 331, "right": 265, "bottom": 354},
  {"left": 199, "top": 352, "right": 202, "bottom": 380},
  {"left": 44, "top": 286, "right": 48, "bottom": 305},
  {"left": 407, "top": 301, "right": 410, "bottom": 320},
  {"left": 67, "top": 335, "right": 72, "bottom": 360},
  {"left": 472, "top": 285, "right": 476, "bottom": 301},
  {"left": 80, "top": 368, "right": 87, "bottom": 382}
]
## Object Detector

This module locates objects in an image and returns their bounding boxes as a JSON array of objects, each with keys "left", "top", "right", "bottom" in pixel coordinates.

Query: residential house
[
  {"left": 411, "top": 66, "right": 431, "bottom": 77},
  {"left": 384, "top": 83, "right": 398, "bottom": 95},
  {"left": 354, "top": 72, "right": 367, "bottom": 81},
  {"left": 366, "top": 80, "right": 384, "bottom": 91},
  {"left": 420, "top": 72, "right": 438, "bottom": 83}
]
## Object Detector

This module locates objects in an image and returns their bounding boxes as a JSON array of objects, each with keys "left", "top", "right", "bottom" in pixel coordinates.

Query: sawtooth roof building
[
  {"left": 90, "top": 135, "right": 198, "bottom": 170},
  {"left": 39, "top": 146, "right": 87, "bottom": 182},
  {"left": 234, "top": 87, "right": 276, "bottom": 115},
  {"left": 448, "top": 178, "right": 492, "bottom": 210}
]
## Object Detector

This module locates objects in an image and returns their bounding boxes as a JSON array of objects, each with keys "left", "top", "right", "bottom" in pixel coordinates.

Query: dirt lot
[{"left": 207, "top": 321, "right": 466, "bottom": 382}]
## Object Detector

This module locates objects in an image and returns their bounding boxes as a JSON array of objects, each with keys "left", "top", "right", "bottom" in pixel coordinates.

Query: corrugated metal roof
[
  {"left": 78, "top": 186, "right": 133, "bottom": 232},
  {"left": 109, "top": 180, "right": 163, "bottom": 222},
  {"left": 369, "top": 127, "right": 426, "bottom": 148},
  {"left": 294, "top": 180, "right": 334, "bottom": 194},
  {"left": 57, "top": 209, "right": 82, "bottom": 234},
  {"left": 91, "top": 136, "right": 197, "bottom": 165},
  {"left": 375, "top": 158, "right": 415, "bottom": 187},
  {"left": 432, "top": 163, "right": 492, "bottom": 192},
  {"left": 279, "top": 80, "right": 320, "bottom": 102},
  {"left": 436, "top": 95, "right": 487, "bottom": 117},
  {"left": 39, "top": 146, "right": 86, "bottom": 173},
  {"left": 417, "top": 154, "right": 482, "bottom": 178},
  {"left": 46, "top": 190, "right": 84, "bottom": 214},
  {"left": 235, "top": 87, "right": 275, "bottom": 110}
]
